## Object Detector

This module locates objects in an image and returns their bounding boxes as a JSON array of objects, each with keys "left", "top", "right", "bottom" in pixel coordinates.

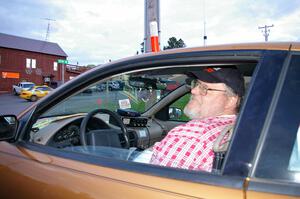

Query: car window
[
  {"left": 28, "top": 63, "right": 257, "bottom": 176},
  {"left": 23, "top": 83, "right": 34, "bottom": 88},
  {"left": 41, "top": 72, "right": 187, "bottom": 117},
  {"left": 39, "top": 87, "right": 50, "bottom": 91},
  {"left": 254, "top": 55, "right": 300, "bottom": 183}
]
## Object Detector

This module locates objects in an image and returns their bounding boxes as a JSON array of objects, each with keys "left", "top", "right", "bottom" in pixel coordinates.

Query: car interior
[{"left": 29, "top": 61, "right": 257, "bottom": 173}]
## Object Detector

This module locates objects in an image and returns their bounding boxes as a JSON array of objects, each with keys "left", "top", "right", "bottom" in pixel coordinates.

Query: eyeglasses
[{"left": 190, "top": 79, "right": 227, "bottom": 96}]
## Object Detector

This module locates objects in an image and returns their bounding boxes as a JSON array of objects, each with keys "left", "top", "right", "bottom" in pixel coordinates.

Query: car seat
[{"left": 212, "top": 124, "right": 234, "bottom": 173}]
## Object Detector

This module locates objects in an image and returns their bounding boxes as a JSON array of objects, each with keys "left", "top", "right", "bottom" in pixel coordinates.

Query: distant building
[{"left": 0, "top": 33, "right": 86, "bottom": 93}]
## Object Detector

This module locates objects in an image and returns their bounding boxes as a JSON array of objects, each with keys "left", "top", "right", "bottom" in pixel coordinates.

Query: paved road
[
  {"left": 0, "top": 93, "right": 34, "bottom": 115},
  {"left": 0, "top": 91, "right": 132, "bottom": 116}
]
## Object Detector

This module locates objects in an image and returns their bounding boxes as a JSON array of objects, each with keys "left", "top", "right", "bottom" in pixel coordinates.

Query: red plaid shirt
[{"left": 150, "top": 115, "right": 236, "bottom": 172}]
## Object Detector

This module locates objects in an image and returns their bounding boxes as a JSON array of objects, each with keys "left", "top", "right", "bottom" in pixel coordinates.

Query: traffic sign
[{"left": 57, "top": 59, "right": 68, "bottom": 64}]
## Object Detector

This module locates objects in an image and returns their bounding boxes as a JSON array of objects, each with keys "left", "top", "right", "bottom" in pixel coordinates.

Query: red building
[{"left": 0, "top": 33, "right": 83, "bottom": 93}]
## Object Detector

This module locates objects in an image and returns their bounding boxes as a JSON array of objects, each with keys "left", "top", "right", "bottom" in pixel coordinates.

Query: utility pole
[
  {"left": 43, "top": 18, "right": 56, "bottom": 41},
  {"left": 203, "top": 0, "right": 207, "bottom": 46},
  {"left": 258, "top": 24, "right": 274, "bottom": 42},
  {"left": 144, "top": 0, "right": 160, "bottom": 53}
]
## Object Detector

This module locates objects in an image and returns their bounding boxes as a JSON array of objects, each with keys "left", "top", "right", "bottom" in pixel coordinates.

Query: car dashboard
[{"left": 31, "top": 113, "right": 166, "bottom": 150}]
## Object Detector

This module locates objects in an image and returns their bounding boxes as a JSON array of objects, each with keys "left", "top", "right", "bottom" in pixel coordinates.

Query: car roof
[
  {"left": 21, "top": 82, "right": 35, "bottom": 84},
  {"left": 108, "top": 42, "right": 300, "bottom": 65},
  {"left": 156, "top": 42, "right": 300, "bottom": 54}
]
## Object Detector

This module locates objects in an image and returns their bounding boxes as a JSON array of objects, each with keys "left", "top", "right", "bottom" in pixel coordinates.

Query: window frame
[
  {"left": 31, "top": 59, "right": 36, "bottom": 69},
  {"left": 26, "top": 58, "right": 31, "bottom": 68},
  {"left": 26, "top": 58, "right": 37, "bottom": 69}
]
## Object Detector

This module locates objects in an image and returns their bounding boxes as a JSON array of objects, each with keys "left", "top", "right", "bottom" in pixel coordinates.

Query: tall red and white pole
[{"left": 150, "top": 21, "right": 160, "bottom": 52}]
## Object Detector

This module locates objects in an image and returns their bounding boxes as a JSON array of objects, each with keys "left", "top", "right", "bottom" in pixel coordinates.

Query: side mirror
[
  {"left": 0, "top": 115, "right": 18, "bottom": 140},
  {"left": 169, "top": 107, "right": 183, "bottom": 120}
]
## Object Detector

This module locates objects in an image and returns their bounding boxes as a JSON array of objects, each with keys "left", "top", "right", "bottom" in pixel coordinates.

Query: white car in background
[{"left": 12, "top": 82, "right": 35, "bottom": 95}]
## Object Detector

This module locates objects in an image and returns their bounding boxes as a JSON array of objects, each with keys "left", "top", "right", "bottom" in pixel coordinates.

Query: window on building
[
  {"left": 32, "top": 59, "right": 36, "bottom": 69},
  {"left": 54, "top": 62, "right": 58, "bottom": 71},
  {"left": 26, "top": 58, "right": 31, "bottom": 68},
  {"left": 26, "top": 58, "right": 37, "bottom": 69}
]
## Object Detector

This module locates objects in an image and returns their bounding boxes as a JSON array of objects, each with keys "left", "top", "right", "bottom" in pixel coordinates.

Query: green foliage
[{"left": 163, "top": 37, "right": 186, "bottom": 50}]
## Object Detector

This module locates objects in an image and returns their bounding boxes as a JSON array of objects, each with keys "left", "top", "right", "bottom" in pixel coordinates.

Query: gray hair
[{"left": 224, "top": 84, "right": 242, "bottom": 112}]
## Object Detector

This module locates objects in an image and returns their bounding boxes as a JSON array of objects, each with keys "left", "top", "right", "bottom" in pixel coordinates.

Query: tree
[{"left": 163, "top": 37, "right": 186, "bottom": 50}]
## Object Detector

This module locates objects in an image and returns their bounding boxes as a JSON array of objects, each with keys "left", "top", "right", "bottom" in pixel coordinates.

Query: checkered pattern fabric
[{"left": 150, "top": 115, "right": 236, "bottom": 172}]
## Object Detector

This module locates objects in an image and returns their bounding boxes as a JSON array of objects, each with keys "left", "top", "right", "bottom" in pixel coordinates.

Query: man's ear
[{"left": 225, "top": 95, "right": 239, "bottom": 111}]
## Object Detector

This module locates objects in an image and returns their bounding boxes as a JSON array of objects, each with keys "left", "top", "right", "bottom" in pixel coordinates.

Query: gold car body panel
[{"left": 0, "top": 142, "right": 244, "bottom": 199}]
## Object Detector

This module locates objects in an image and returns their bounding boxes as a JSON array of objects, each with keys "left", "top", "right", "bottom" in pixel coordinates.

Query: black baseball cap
[{"left": 188, "top": 67, "right": 245, "bottom": 97}]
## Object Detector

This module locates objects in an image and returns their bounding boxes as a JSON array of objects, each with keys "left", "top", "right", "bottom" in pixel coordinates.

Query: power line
[
  {"left": 258, "top": 24, "right": 274, "bottom": 42},
  {"left": 43, "top": 18, "right": 56, "bottom": 41}
]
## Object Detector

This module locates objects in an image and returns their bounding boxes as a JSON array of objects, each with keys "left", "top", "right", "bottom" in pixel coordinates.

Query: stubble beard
[{"left": 183, "top": 97, "right": 202, "bottom": 119}]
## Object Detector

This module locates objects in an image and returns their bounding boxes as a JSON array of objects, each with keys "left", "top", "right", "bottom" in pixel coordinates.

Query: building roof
[{"left": 0, "top": 32, "right": 68, "bottom": 57}]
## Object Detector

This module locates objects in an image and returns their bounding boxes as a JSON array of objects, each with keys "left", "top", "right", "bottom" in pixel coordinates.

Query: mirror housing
[
  {"left": 0, "top": 115, "right": 18, "bottom": 141},
  {"left": 129, "top": 77, "right": 167, "bottom": 90}
]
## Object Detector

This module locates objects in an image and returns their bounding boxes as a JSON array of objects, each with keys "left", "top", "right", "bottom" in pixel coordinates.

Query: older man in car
[{"left": 150, "top": 67, "right": 245, "bottom": 172}]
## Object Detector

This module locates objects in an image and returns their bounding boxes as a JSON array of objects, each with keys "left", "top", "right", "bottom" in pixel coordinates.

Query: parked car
[
  {"left": 97, "top": 83, "right": 107, "bottom": 91},
  {"left": 81, "top": 85, "right": 103, "bottom": 94},
  {"left": 12, "top": 81, "right": 35, "bottom": 95},
  {"left": 0, "top": 42, "right": 299, "bottom": 198},
  {"left": 108, "top": 80, "right": 121, "bottom": 90},
  {"left": 19, "top": 85, "right": 53, "bottom": 101}
]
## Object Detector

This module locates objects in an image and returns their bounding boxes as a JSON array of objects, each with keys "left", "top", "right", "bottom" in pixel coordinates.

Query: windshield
[
  {"left": 42, "top": 70, "right": 187, "bottom": 118},
  {"left": 28, "top": 86, "right": 36, "bottom": 91},
  {"left": 24, "top": 84, "right": 35, "bottom": 88}
]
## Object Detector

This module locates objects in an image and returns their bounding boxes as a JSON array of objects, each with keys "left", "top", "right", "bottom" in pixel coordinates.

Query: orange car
[{"left": 0, "top": 42, "right": 299, "bottom": 198}]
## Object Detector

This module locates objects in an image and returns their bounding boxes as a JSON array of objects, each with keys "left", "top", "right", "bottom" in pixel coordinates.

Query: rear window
[{"left": 23, "top": 83, "right": 34, "bottom": 88}]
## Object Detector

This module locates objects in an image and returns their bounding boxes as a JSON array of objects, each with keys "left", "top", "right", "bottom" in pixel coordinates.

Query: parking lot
[{"left": 0, "top": 93, "right": 34, "bottom": 115}]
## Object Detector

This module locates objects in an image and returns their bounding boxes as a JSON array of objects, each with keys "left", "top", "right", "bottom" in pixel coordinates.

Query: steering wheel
[{"left": 80, "top": 109, "right": 130, "bottom": 148}]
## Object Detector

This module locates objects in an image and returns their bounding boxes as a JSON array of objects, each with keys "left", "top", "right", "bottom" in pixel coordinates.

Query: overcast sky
[{"left": 1, "top": 0, "right": 300, "bottom": 65}]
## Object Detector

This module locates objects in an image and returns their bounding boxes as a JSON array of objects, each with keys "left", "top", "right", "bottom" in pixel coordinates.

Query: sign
[
  {"left": 118, "top": 99, "right": 131, "bottom": 109},
  {"left": 2, "top": 72, "right": 20, "bottom": 79},
  {"left": 57, "top": 59, "right": 68, "bottom": 64}
]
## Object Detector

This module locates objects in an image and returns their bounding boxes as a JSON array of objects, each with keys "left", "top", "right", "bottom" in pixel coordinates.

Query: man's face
[{"left": 184, "top": 80, "right": 231, "bottom": 119}]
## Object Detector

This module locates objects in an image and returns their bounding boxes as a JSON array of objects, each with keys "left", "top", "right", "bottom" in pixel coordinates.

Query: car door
[
  {"left": 0, "top": 65, "right": 251, "bottom": 198},
  {"left": 0, "top": 141, "right": 245, "bottom": 199},
  {"left": 246, "top": 53, "right": 300, "bottom": 198}
]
